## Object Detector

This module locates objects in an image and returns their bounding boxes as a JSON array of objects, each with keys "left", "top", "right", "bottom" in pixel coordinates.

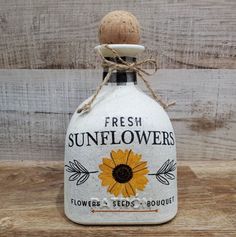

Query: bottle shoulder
[
  {"left": 68, "top": 84, "right": 173, "bottom": 131},
  {"left": 78, "top": 84, "right": 163, "bottom": 113}
]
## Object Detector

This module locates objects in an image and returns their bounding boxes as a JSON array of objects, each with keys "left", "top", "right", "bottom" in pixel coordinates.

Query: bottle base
[{"left": 65, "top": 210, "right": 178, "bottom": 226}]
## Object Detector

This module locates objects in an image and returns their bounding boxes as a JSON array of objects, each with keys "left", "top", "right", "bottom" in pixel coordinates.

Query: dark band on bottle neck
[{"left": 103, "top": 57, "right": 137, "bottom": 85}]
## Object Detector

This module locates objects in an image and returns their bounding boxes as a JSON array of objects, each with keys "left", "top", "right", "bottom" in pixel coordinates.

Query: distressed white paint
[{"left": 64, "top": 82, "right": 177, "bottom": 224}]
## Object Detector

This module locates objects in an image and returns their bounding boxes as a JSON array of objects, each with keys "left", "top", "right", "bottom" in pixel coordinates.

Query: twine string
[{"left": 77, "top": 44, "right": 175, "bottom": 113}]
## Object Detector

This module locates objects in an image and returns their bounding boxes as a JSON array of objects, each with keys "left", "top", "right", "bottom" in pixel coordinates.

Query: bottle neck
[{"left": 103, "top": 57, "right": 137, "bottom": 85}]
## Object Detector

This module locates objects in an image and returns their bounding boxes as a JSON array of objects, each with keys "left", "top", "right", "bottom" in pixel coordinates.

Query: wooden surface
[
  {"left": 0, "top": 69, "right": 236, "bottom": 161},
  {"left": 0, "top": 0, "right": 236, "bottom": 69},
  {"left": 0, "top": 160, "right": 235, "bottom": 236}
]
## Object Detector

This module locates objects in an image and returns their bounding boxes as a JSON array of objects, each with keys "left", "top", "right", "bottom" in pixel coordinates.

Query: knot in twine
[{"left": 77, "top": 44, "right": 175, "bottom": 113}]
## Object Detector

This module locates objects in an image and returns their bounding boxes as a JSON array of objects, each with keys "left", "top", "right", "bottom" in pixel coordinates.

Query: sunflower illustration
[{"left": 98, "top": 149, "right": 149, "bottom": 197}]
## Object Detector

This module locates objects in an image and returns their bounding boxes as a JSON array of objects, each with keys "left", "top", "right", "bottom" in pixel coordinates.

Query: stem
[
  {"left": 148, "top": 173, "right": 157, "bottom": 176},
  {"left": 89, "top": 171, "right": 99, "bottom": 174},
  {"left": 74, "top": 171, "right": 99, "bottom": 174}
]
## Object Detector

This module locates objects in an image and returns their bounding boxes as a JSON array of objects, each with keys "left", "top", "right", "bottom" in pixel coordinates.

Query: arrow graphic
[{"left": 91, "top": 209, "right": 158, "bottom": 213}]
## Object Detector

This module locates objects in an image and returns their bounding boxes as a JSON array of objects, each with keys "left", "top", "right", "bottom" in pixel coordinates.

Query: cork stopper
[{"left": 98, "top": 10, "right": 140, "bottom": 44}]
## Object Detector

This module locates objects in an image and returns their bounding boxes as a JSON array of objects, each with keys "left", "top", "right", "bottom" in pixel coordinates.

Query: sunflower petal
[
  {"left": 127, "top": 152, "right": 142, "bottom": 168},
  {"left": 98, "top": 173, "right": 114, "bottom": 186},
  {"left": 108, "top": 180, "right": 117, "bottom": 193},
  {"left": 122, "top": 185, "right": 130, "bottom": 197},
  {"left": 99, "top": 164, "right": 112, "bottom": 175},
  {"left": 133, "top": 167, "right": 149, "bottom": 177},
  {"left": 132, "top": 176, "right": 148, "bottom": 186},
  {"left": 130, "top": 179, "right": 146, "bottom": 191},
  {"left": 112, "top": 183, "right": 124, "bottom": 197},
  {"left": 126, "top": 182, "right": 136, "bottom": 197},
  {"left": 111, "top": 149, "right": 127, "bottom": 165},
  {"left": 133, "top": 161, "right": 148, "bottom": 172},
  {"left": 102, "top": 158, "right": 115, "bottom": 169}
]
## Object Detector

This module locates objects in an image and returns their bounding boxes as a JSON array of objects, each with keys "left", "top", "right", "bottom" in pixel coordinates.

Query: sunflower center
[{"left": 112, "top": 164, "right": 133, "bottom": 183}]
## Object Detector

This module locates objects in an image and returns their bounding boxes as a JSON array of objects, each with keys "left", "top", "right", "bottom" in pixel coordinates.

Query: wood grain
[
  {"left": 0, "top": 69, "right": 235, "bottom": 161},
  {"left": 0, "top": 160, "right": 235, "bottom": 236},
  {"left": 0, "top": 0, "right": 236, "bottom": 69}
]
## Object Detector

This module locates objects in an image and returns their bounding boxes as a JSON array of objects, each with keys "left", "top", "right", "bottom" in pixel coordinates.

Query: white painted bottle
[{"left": 64, "top": 11, "right": 177, "bottom": 225}]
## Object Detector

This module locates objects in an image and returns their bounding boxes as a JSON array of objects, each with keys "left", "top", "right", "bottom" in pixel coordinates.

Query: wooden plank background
[
  {"left": 0, "top": 69, "right": 235, "bottom": 161},
  {"left": 0, "top": 0, "right": 236, "bottom": 69}
]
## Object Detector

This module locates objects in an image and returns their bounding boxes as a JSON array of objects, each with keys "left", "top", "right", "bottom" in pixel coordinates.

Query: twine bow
[{"left": 77, "top": 44, "right": 175, "bottom": 113}]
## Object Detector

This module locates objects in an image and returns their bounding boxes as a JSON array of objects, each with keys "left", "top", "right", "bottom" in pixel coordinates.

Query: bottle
[{"left": 64, "top": 10, "right": 177, "bottom": 225}]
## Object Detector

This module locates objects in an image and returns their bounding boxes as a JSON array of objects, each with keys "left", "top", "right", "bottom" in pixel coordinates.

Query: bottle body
[{"left": 64, "top": 83, "right": 177, "bottom": 225}]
